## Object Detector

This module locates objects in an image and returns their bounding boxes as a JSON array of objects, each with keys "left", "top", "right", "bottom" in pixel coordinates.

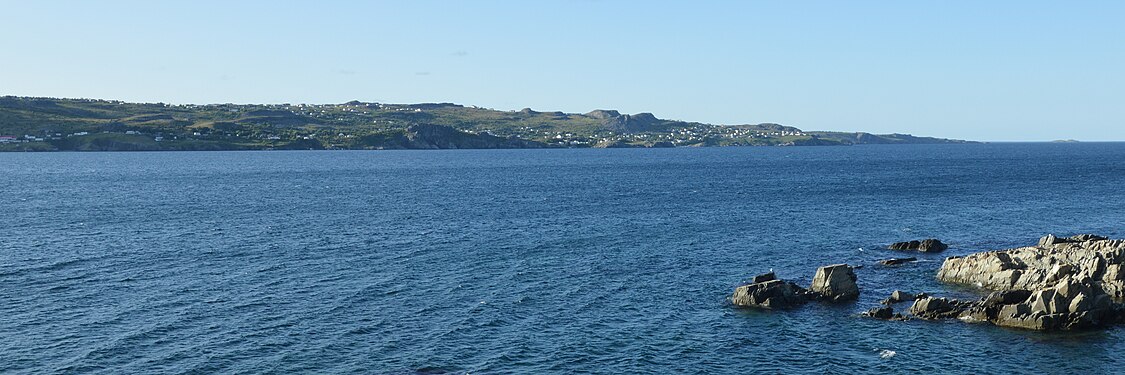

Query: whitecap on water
[{"left": 878, "top": 349, "right": 897, "bottom": 359}]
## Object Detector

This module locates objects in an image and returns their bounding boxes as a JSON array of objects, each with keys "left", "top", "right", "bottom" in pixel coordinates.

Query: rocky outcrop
[
  {"left": 584, "top": 110, "right": 667, "bottom": 133},
  {"left": 731, "top": 277, "right": 811, "bottom": 309},
  {"left": 888, "top": 239, "right": 948, "bottom": 253},
  {"left": 937, "top": 235, "right": 1125, "bottom": 301},
  {"left": 810, "top": 264, "right": 859, "bottom": 302},
  {"left": 925, "top": 234, "right": 1125, "bottom": 330},
  {"left": 732, "top": 265, "right": 861, "bottom": 309},
  {"left": 732, "top": 235, "right": 1125, "bottom": 332},
  {"left": 947, "top": 279, "right": 1117, "bottom": 330},
  {"left": 989, "top": 278, "right": 1116, "bottom": 330}
]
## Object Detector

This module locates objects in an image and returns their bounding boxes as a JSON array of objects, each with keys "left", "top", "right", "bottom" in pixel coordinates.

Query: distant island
[{"left": 0, "top": 96, "right": 972, "bottom": 151}]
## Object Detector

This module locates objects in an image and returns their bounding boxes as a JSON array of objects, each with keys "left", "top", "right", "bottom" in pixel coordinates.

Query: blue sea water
[{"left": 2, "top": 143, "right": 1125, "bottom": 374}]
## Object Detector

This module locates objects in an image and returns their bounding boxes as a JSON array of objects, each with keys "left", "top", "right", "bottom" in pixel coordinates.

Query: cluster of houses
[{"left": 0, "top": 135, "right": 45, "bottom": 143}]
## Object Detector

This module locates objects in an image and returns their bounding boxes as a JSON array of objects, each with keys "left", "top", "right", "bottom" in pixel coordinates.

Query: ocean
[{"left": 2, "top": 143, "right": 1124, "bottom": 373}]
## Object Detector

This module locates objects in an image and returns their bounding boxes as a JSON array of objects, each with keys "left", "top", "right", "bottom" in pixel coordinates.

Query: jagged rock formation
[
  {"left": 903, "top": 279, "right": 1118, "bottom": 330},
  {"left": 888, "top": 239, "right": 948, "bottom": 253},
  {"left": 810, "top": 264, "right": 859, "bottom": 302},
  {"left": 937, "top": 234, "right": 1125, "bottom": 301},
  {"left": 985, "top": 280, "right": 1114, "bottom": 330},
  {"left": 919, "top": 234, "right": 1125, "bottom": 330}
]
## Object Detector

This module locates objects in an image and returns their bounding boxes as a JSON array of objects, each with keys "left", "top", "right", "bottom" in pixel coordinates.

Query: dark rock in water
[
  {"left": 918, "top": 239, "right": 948, "bottom": 253},
  {"left": 881, "top": 290, "right": 917, "bottom": 305},
  {"left": 810, "top": 264, "right": 859, "bottom": 302},
  {"left": 863, "top": 306, "right": 894, "bottom": 319},
  {"left": 889, "top": 239, "right": 947, "bottom": 253},
  {"left": 752, "top": 272, "right": 777, "bottom": 283},
  {"left": 731, "top": 279, "right": 810, "bottom": 309},
  {"left": 909, "top": 297, "right": 972, "bottom": 319},
  {"left": 878, "top": 257, "right": 917, "bottom": 266},
  {"left": 888, "top": 240, "right": 920, "bottom": 250}
]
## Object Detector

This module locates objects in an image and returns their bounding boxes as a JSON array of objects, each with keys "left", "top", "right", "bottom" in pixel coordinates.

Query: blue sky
[{"left": 2, "top": 1, "right": 1123, "bottom": 141}]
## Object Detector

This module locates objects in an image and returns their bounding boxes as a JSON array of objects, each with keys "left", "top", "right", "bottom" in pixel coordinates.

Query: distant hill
[{"left": 0, "top": 96, "right": 973, "bottom": 151}]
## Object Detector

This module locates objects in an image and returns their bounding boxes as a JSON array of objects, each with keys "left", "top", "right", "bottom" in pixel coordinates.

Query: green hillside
[{"left": 0, "top": 96, "right": 972, "bottom": 151}]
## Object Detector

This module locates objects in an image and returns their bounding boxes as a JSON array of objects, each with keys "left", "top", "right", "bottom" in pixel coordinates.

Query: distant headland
[{"left": 0, "top": 96, "right": 973, "bottom": 151}]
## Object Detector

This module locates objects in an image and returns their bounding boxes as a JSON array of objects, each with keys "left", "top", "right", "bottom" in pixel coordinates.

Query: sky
[{"left": 1, "top": 1, "right": 1123, "bottom": 141}]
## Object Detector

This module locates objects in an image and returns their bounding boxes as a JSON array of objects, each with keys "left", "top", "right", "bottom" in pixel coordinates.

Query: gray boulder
[
  {"left": 881, "top": 290, "right": 917, "bottom": 304},
  {"left": 909, "top": 297, "right": 972, "bottom": 319},
  {"left": 810, "top": 264, "right": 859, "bottom": 302},
  {"left": 731, "top": 279, "right": 810, "bottom": 309}
]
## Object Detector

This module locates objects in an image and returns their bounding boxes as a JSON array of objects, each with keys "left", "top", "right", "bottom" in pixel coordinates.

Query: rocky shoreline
[{"left": 732, "top": 234, "right": 1125, "bottom": 331}]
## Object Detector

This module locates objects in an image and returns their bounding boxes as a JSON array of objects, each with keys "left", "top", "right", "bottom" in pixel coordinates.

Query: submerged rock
[
  {"left": 810, "top": 264, "right": 859, "bottom": 302},
  {"left": 878, "top": 257, "right": 917, "bottom": 266},
  {"left": 731, "top": 279, "right": 810, "bottom": 309},
  {"left": 889, "top": 239, "right": 948, "bottom": 253}
]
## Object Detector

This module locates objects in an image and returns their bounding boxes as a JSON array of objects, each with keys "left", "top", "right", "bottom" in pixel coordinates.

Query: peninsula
[{"left": 0, "top": 96, "right": 971, "bottom": 151}]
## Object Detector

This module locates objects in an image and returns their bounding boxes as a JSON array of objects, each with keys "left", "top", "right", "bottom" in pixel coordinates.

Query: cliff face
[{"left": 584, "top": 110, "right": 670, "bottom": 133}]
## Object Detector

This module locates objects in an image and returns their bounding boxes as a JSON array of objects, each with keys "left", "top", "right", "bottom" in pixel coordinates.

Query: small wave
[{"left": 878, "top": 349, "right": 897, "bottom": 359}]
